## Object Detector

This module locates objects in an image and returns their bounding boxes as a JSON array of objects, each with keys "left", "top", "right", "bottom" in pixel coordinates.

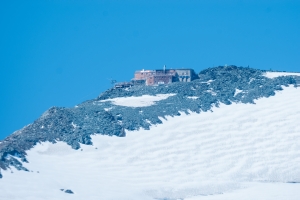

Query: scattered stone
[{"left": 65, "top": 189, "right": 74, "bottom": 194}]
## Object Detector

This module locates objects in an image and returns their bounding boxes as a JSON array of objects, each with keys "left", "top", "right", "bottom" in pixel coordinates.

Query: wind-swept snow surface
[{"left": 1, "top": 86, "right": 300, "bottom": 200}]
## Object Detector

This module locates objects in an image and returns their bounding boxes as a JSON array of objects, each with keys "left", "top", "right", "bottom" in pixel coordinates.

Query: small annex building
[{"left": 175, "top": 69, "right": 195, "bottom": 82}]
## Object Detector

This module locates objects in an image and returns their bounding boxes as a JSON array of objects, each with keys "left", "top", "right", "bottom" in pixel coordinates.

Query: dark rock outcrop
[{"left": 64, "top": 189, "right": 74, "bottom": 194}]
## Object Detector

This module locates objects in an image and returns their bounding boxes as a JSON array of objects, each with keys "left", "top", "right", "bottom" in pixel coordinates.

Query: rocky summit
[{"left": 0, "top": 66, "right": 299, "bottom": 177}]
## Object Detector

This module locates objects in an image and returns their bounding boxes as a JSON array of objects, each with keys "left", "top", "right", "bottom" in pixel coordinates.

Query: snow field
[{"left": 0, "top": 86, "right": 300, "bottom": 199}]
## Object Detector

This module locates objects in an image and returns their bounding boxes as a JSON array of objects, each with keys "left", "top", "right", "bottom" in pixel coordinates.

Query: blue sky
[{"left": 0, "top": 0, "right": 299, "bottom": 139}]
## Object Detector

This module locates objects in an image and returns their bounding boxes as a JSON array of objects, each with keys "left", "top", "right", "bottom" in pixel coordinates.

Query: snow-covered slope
[
  {"left": 1, "top": 66, "right": 300, "bottom": 199},
  {"left": 0, "top": 85, "right": 299, "bottom": 200}
]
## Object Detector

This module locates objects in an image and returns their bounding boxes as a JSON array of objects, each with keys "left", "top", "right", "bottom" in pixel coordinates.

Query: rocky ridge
[{"left": 0, "top": 65, "right": 298, "bottom": 177}]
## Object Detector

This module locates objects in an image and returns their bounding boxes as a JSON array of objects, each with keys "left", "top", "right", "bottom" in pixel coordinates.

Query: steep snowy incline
[{"left": 0, "top": 86, "right": 299, "bottom": 200}]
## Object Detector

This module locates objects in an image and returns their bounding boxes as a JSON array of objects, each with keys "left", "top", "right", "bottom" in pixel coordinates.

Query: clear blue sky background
[{"left": 0, "top": 0, "right": 299, "bottom": 139}]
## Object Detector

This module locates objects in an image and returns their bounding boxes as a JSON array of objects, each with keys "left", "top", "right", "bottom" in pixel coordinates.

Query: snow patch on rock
[
  {"left": 263, "top": 72, "right": 300, "bottom": 78},
  {"left": 99, "top": 94, "right": 176, "bottom": 107}
]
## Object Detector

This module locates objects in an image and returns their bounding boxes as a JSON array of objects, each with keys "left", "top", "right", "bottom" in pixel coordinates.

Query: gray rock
[{"left": 64, "top": 189, "right": 74, "bottom": 194}]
